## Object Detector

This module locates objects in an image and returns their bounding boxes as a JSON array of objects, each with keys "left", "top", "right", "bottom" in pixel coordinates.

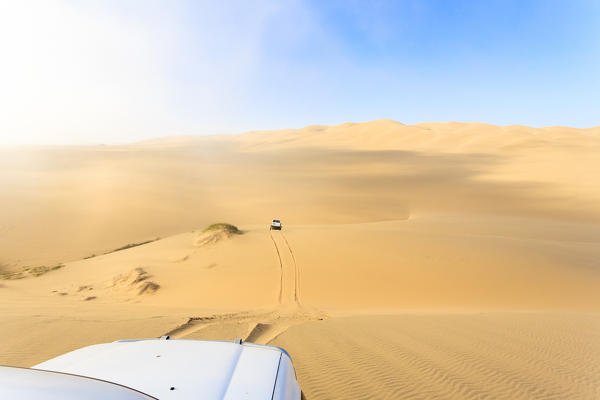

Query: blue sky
[{"left": 0, "top": 0, "right": 598, "bottom": 144}]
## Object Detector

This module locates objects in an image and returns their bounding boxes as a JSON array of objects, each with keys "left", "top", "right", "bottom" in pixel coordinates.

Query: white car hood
[{"left": 33, "top": 339, "right": 289, "bottom": 399}]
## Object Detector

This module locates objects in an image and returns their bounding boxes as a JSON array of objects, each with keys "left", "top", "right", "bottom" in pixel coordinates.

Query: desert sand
[{"left": 1, "top": 120, "right": 599, "bottom": 398}]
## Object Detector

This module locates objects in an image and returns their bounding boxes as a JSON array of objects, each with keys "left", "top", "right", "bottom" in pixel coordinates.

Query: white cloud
[
  {"left": 0, "top": 1, "right": 179, "bottom": 144},
  {"left": 0, "top": 0, "right": 313, "bottom": 144}
]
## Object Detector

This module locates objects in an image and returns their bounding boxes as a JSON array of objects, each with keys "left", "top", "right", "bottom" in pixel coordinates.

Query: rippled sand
[{"left": 272, "top": 313, "right": 600, "bottom": 399}]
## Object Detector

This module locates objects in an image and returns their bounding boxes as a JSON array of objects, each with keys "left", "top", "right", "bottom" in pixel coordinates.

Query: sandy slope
[{"left": 1, "top": 120, "right": 600, "bottom": 398}]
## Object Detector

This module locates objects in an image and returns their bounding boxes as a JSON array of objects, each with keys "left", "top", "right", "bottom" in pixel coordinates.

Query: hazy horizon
[
  {"left": 1, "top": 0, "right": 599, "bottom": 145},
  {"left": 3, "top": 118, "right": 600, "bottom": 147}
]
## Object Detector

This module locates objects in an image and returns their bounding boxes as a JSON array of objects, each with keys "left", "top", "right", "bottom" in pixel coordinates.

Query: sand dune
[
  {"left": 1, "top": 120, "right": 600, "bottom": 398},
  {"left": 2, "top": 120, "right": 599, "bottom": 270}
]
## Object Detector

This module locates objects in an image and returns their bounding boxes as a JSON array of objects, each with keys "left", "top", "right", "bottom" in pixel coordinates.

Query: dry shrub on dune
[
  {"left": 196, "top": 223, "right": 241, "bottom": 246},
  {"left": 202, "top": 223, "right": 240, "bottom": 234}
]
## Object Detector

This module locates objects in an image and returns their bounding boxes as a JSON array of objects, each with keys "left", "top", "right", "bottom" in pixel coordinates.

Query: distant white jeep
[{"left": 270, "top": 219, "right": 282, "bottom": 230}]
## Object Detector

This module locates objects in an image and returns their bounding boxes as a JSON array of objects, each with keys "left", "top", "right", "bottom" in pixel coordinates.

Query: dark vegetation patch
[
  {"left": 196, "top": 223, "right": 241, "bottom": 247},
  {"left": 0, "top": 271, "right": 25, "bottom": 280},
  {"left": 84, "top": 296, "right": 97, "bottom": 301},
  {"left": 1, "top": 264, "right": 64, "bottom": 280},
  {"left": 25, "top": 264, "right": 64, "bottom": 277},
  {"left": 105, "top": 238, "right": 160, "bottom": 255},
  {"left": 202, "top": 223, "right": 240, "bottom": 234}
]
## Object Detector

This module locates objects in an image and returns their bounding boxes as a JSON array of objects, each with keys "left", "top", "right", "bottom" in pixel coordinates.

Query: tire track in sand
[
  {"left": 165, "top": 229, "right": 325, "bottom": 346},
  {"left": 281, "top": 232, "right": 300, "bottom": 304},
  {"left": 269, "top": 232, "right": 284, "bottom": 304},
  {"left": 270, "top": 230, "right": 298, "bottom": 305}
]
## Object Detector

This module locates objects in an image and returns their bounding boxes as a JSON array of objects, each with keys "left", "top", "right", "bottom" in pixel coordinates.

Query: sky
[{"left": 0, "top": 0, "right": 599, "bottom": 144}]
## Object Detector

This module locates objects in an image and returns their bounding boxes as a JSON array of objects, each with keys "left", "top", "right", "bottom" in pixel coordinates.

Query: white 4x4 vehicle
[
  {"left": 270, "top": 219, "right": 282, "bottom": 230},
  {"left": 0, "top": 338, "right": 301, "bottom": 399}
]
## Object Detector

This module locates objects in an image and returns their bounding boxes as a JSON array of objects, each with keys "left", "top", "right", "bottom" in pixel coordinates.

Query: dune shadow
[{"left": 214, "top": 146, "right": 595, "bottom": 222}]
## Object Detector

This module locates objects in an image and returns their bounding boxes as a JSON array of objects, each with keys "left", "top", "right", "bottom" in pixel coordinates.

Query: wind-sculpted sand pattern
[{"left": 270, "top": 313, "right": 600, "bottom": 399}]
